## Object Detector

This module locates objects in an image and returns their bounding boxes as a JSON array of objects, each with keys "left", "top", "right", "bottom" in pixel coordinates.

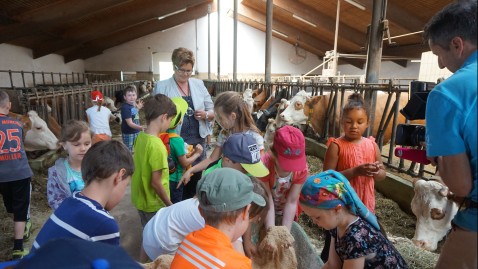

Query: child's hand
[
  {"left": 178, "top": 170, "right": 192, "bottom": 188},
  {"left": 194, "top": 144, "right": 203, "bottom": 155},
  {"left": 243, "top": 239, "right": 257, "bottom": 258},
  {"left": 136, "top": 99, "right": 144, "bottom": 109},
  {"left": 355, "top": 163, "right": 380, "bottom": 177}
]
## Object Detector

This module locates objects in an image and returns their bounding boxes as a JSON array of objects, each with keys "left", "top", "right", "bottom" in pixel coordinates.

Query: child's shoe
[
  {"left": 23, "top": 219, "right": 32, "bottom": 241},
  {"left": 12, "top": 249, "right": 28, "bottom": 260}
]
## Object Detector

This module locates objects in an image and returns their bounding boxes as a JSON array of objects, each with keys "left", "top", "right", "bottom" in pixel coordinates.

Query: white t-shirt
[
  {"left": 142, "top": 198, "right": 204, "bottom": 260},
  {"left": 85, "top": 105, "right": 112, "bottom": 136}
]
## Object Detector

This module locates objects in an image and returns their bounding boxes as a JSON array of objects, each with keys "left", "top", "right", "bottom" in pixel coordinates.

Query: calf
[
  {"left": 254, "top": 88, "right": 289, "bottom": 132},
  {"left": 10, "top": 111, "right": 59, "bottom": 151},
  {"left": 411, "top": 178, "right": 458, "bottom": 251}
]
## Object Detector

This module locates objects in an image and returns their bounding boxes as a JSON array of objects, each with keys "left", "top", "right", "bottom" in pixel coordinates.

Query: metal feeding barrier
[
  {"left": 3, "top": 81, "right": 141, "bottom": 128},
  {"left": 203, "top": 79, "right": 435, "bottom": 179}
]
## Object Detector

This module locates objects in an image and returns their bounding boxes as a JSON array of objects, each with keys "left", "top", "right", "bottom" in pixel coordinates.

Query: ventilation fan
[{"left": 288, "top": 43, "right": 307, "bottom": 65}]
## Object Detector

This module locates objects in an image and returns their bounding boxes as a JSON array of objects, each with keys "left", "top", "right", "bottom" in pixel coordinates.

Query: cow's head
[
  {"left": 411, "top": 179, "right": 458, "bottom": 251},
  {"left": 279, "top": 90, "right": 310, "bottom": 126},
  {"left": 24, "top": 111, "right": 59, "bottom": 151}
]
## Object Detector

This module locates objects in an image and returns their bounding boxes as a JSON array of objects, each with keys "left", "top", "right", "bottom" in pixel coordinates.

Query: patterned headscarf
[{"left": 300, "top": 170, "right": 380, "bottom": 230}]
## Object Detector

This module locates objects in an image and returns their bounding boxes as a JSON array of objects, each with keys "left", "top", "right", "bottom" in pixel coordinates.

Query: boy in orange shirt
[{"left": 170, "top": 167, "right": 266, "bottom": 269}]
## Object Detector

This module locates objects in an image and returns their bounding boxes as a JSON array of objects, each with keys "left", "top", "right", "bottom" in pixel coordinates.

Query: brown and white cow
[
  {"left": 279, "top": 90, "right": 411, "bottom": 144},
  {"left": 10, "top": 111, "right": 59, "bottom": 151},
  {"left": 411, "top": 178, "right": 458, "bottom": 251}
]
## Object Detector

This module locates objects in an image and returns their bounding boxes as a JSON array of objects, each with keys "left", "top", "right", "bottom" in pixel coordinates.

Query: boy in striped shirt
[{"left": 32, "top": 140, "right": 134, "bottom": 250}]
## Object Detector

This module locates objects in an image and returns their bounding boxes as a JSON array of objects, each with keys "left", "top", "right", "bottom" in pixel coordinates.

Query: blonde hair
[{"left": 172, "top": 47, "right": 195, "bottom": 67}]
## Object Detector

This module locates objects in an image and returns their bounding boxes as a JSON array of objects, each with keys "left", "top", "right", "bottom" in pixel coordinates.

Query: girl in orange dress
[{"left": 321, "top": 92, "right": 386, "bottom": 262}]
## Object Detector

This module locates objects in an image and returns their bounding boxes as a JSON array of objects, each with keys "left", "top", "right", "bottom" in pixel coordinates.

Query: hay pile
[
  {"left": 388, "top": 236, "right": 438, "bottom": 269},
  {"left": 252, "top": 226, "right": 297, "bottom": 269},
  {"left": 142, "top": 254, "right": 174, "bottom": 269}
]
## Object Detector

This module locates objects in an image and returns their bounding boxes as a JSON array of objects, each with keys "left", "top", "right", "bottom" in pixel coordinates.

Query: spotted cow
[{"left": 411, "top": 178, "right": 458, "bottom": 251}]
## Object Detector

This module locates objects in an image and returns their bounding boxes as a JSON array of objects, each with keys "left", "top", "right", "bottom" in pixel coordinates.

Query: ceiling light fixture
[
  {"left": 158, "top": 8, "right": 187, "bottom": 20},
  {"left": 344, "top": 0, "right": 366, "bottom": 10},
  {"left": 292, "top": 14, "right": 317, "bottom": 27},
  {"left": 272, "top": 29, "right": 289, "bottom": 38}
]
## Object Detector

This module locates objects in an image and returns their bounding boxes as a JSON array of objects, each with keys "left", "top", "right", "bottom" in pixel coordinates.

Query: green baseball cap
[
  {"left": 196, "top": 167, "right": 266, "bottom": 212},
  {"left": 169, "top": 97, "right": 188, "bottom": 129}
]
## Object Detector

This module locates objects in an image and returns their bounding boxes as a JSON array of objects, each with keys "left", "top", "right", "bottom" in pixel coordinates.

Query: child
[
  {"left": 120, "top": 85, "right": 144, "bottom": 152},
  {"left": 203, "top": 132, "right": 269, "bottom": 178},
  {"left": 299, "top": 170, "right": 409, "bottom": 269},
  {"left": 248, "top": 125, "right": 308, "bottom": 256},
  {"left": 47, "top": 120, "right": 92, "bottom": 210},
  {"left": 170, "top": 168, "right": 266, "bottom": 269},
  {"left": 323, "top": 93, "right": 386, "bottom": 213},
  {"left": 321, "top": 93, "right": 386, "bottom": 262},
  {"left": 0, "top": 90, "right": 34, "bottom": 260},
  {"left": 131, "top": 93, "right": 177, "bottom": 227},
  {"left": 143, "top": 176, "right": 268, "bottom": 260},
  {"left": 33, "top": 140, "right": 134, "bottom": 250},
  {"left": 180, "top": 91, "right": 264, "bottom": 187},
  {"left": 168, "top": 97, "right": 203, "bottom": 204},
  {"left": 260, "top": 125, "right": 308, "bottom": 229},
  {"left": 85, "top": 90, "right": 116, "bottom": 144}
]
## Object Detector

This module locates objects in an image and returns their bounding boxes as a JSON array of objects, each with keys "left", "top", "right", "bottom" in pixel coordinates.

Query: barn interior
[{"left": 0, "top": 0, "right": 460, "bottom": 267}]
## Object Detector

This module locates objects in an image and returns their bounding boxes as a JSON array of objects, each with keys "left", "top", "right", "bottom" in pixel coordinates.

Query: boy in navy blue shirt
[{"left": 120, "top": 85, "right": 144, "bottom": 152}]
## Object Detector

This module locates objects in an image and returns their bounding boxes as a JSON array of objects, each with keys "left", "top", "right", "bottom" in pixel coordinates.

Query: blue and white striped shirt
[{"left": 33, "top": 192, "right": 120, "bottom": 251}]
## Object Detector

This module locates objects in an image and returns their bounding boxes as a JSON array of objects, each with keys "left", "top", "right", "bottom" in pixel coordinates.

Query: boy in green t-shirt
[
  {"left": 131, "top": 94, "right": 177, "bottom": 227},
  {"left": 168, "top": 97, "right": 203, "bottom": 203}
]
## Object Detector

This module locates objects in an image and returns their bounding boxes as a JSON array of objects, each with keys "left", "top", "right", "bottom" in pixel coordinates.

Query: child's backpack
[
  {"left": 158, "top": 133, "right": 195, "bottom": 175},
  {"left": 158, "top": 133, "right": 178, "bottom": 174}
]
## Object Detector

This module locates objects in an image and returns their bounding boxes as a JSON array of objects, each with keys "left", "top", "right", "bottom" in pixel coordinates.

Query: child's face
[
  {"left": 124, "top": 91, "right": 137, "bottom": 105},
  {"left": 214, "top": 107, "right": 235, "bottom": 131},
  {"left": 342, "top": 108, "right": 369, "bottom": 141},
  {"left": 301, "top": 205, "right": 338, "bottom": 230},
  {"left": 63, "top": 130, "right": 92, "bottom": 163}
]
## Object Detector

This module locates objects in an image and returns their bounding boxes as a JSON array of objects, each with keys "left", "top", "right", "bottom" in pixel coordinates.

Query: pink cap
[
  {"left": 91, "top": 90, "right": 103, "bottom": 102},
  {"left": 273, "top": 125, "right": 306, "bottom": 171}
]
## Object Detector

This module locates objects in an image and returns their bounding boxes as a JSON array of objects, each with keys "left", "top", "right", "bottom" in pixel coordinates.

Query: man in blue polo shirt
[{"left": 424, "top": 0, "right": 477, "bottom": 268}]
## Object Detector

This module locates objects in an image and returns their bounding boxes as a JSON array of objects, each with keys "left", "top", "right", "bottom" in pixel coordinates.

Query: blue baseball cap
[{"left": 223, "top": 132, "right": 269, "bottom": 177}]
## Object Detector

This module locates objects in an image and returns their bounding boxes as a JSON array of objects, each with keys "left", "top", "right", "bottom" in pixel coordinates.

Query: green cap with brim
[
  {"left": 197, "top": 167, "right": 266, "bottom": 212},
  {"left": 169, "top": 97, "right": 188, "bottom": 129}
]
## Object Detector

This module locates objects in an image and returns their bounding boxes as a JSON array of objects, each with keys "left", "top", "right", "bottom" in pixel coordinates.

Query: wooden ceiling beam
[
  {"left": 271, "top": 0, "right": 365, "bottom": 48},
  {"left": 63, "top": 3, "right": 212, "bottom": 62},
  {"left": 237, "top": 4, "right": 329, "bottom": 55},
  {"left": 349, "top": 0, "right": 426, "bottom": 32},
  {"left": 32, "top": 0, "right": 211, "bottom": 58},
  {"left": 0, "top": 0, "right": 131, "bottom": 44},
  {"left": 382, "top": 43, "right": 429, "bottom": 58},
  {"left": 237, "top": 4, "right": 364, "bottom": 68}
]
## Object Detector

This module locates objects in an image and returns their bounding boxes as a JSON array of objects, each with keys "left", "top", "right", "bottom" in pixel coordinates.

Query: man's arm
[{"left": 436, "top": 153, "right": 473, "bottom": 197}]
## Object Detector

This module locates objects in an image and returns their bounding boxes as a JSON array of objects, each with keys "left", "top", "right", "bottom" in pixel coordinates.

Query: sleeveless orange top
[{"left": 326, "top": 136, "right": 377, "bottom": 213}]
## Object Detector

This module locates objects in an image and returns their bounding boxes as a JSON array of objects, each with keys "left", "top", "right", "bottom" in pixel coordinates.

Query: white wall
[
  {"left": 84, "top": 5, "right": 323, "bottom": 79},
  {"left": 0, "top": 44, "right": 84, "bottom": 87},
  {"left": 337, "top": 61, "right": 421, "bottom": 82}
]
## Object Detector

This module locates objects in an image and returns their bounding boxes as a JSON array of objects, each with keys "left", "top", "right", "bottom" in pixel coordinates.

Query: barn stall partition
[
  {"left": 2, "top": 81, "right": 141, "bottom": 127},
  {"left": 203, "top": 79, "right": 433, "bottom": 179}
]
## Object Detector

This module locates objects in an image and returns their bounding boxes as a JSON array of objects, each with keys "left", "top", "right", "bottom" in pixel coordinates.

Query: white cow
[
  {"left": 279, "top": 90, "right": 314, "bottom": 126},
  {"left": 243, "top": 88, "right": 254, "bottom": 114},
  {"left": 22, "top": 111, "right": 59, "bottom": 151},
  {"left": 411, "top": 178, "right": 458, "bottom": 251}
]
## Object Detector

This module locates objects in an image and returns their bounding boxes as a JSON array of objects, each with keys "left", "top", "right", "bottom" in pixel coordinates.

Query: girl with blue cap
[{"left": 300, "top": 170, "right": 409, "bottom": 269}]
